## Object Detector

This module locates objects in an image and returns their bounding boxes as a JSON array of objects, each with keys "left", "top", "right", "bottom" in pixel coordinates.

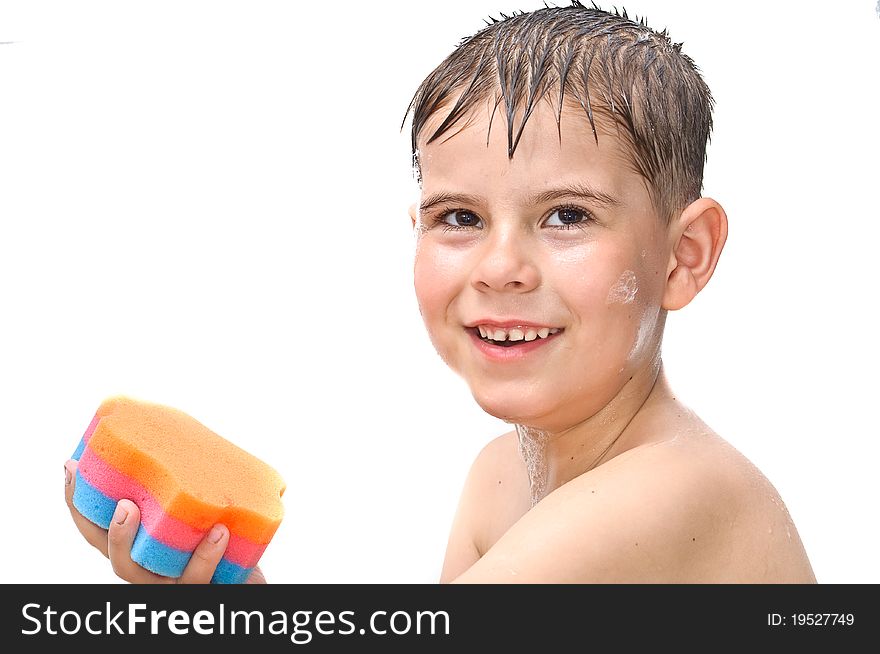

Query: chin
[{"left": 469, "top": 386, "right": 552, "bottom": 426}]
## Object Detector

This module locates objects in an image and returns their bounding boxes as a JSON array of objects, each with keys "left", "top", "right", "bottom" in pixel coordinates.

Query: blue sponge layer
[
  {"left": 71, "top": 436, "right": 87, "bottom": 461},
  {"left": 72, "top": 470, "right": 252, "bottom": 584}
]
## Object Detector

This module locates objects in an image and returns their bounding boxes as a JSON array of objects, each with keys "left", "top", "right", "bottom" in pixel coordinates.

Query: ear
[
  {"left": 662, "top": 197, "right": 728, "bottom": 311},
  {"left": 408, "top": 203, "right": 418, "bottom": 229}
]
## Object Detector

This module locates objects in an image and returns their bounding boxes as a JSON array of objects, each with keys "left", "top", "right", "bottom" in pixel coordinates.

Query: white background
[{"left": 1, "top": 0, "right": 877, "bottom": 584}]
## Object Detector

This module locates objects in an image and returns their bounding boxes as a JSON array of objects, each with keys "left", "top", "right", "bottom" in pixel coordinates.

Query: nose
[{"left": 470, "top": 228, "right": 540, "bottom": 293}]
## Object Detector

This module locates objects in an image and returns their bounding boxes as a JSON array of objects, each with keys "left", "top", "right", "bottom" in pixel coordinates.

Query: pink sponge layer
[{"left": 78, "top": 444, "right": 267, "bottom": 568}]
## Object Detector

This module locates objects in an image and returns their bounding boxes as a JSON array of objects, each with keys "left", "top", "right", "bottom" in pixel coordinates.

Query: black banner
[{"left": 2, "top": 584, "right": 874, "bottom": 651}]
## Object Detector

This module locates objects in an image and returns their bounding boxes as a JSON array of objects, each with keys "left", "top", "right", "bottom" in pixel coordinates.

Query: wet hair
[{"left": 401, "top": 1, "right": 714, "bottom": 222}]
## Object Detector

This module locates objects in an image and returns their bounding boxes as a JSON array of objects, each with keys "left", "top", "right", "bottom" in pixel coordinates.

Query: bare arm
[
  {"left": 438, "top": 449, "right": 490, "bottom": 583},
  {"left": 443, "top": 438, "right": 769, "bottom": 583}
]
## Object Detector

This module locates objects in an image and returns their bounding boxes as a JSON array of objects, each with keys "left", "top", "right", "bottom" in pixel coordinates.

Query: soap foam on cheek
[
  {"left": 628, "top": 305, "right": 658, "bottom": 361},
  {"left": 605, "top": 270, "right": 638, "bottom": 305},
  {"left": 605, "top": 270, "right": 657, "bottom": 363}
]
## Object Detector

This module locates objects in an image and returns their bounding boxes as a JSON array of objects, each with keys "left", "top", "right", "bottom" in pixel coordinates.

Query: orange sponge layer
[{"left": 84, "top": 396, "right": 285, "bottom": 544}]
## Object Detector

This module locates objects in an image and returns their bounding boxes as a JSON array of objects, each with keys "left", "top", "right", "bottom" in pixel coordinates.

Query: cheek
[
  {"left": 560, "top": 245, "right": 658, "bottom": 360},
  {"left": 602, "top": 264, "right": 664, "bottom": 363},
  {"left": 413, "top": 243, "right": 463, "bottom": 320},
  {"left": 549, "top": 243, "right": 627, "bottom": 316}
]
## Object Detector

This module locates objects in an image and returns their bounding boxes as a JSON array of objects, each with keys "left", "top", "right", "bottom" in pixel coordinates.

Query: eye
[
  {"left": 439, "top": 209, "right": 483, "bottom": 230},
  {"left": 544, "top": 206, "right": 592, "bottom": 229}
]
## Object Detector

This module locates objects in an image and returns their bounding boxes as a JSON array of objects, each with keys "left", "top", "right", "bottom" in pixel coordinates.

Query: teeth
[{"left": 475, "top": 324, "right": 561, "bottom": 342}]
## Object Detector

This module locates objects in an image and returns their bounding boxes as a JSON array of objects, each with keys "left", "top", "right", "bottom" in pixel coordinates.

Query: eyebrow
[{"left": 419, "top": 182, "right": 621, "bottom": 214}]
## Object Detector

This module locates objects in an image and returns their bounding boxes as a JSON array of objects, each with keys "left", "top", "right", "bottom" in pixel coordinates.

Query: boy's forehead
[{"left": 418, "top": 99, "right": 641, "bottom": 200}]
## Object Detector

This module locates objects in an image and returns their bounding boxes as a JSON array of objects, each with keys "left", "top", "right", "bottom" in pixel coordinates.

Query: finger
[
  {"left": 178, "top": 524, "right": 229, "bottom": 584},
  {"left": 64, "top": 459, "right": 110, "bottom": 557},
  {"left": 107, "top": 500, "right": 173, "bottom": 584}
]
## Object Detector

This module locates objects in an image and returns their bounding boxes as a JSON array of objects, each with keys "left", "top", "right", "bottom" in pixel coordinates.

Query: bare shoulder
[
  {"left": 609, "top": 432, "right": 816, "bottom": 583},
  {"left": 452, "top": 430, "right": 816, "bottom": 583}
]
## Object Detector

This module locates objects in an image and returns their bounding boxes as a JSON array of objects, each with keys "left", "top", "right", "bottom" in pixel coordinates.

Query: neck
[{"left": 516, "top": 357, "right": 672, "bottom": 505}]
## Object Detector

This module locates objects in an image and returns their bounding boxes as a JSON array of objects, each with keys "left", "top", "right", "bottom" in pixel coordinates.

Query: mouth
[{"left": 470, "top": 324, "right": 563, "bottom": 348}]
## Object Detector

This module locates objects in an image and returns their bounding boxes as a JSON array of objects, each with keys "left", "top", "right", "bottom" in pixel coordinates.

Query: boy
[
  {"left": 402, "top": 1, "right": 815, "bottom": 582},
  {"left": 64, "top": 1, "right": 815, "bottom": 583}
]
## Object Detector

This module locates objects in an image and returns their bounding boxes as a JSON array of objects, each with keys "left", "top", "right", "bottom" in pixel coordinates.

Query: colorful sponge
[{"left": 71, "top": 396, "right": 285, "bottom": 584}]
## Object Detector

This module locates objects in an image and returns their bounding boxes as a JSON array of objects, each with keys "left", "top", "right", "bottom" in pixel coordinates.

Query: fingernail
[
  {"left": 207, "top": 526, "right": 224, "bottom": 544},
  {"left": 113, "top": 504, "right": 129, "bottom": 526},
  {"left": 64, "top": 464, "right": 71, "bottom": 486}
]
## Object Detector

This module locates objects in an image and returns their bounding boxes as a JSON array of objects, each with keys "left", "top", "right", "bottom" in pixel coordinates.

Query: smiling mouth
[{"left": 472, "top": 325, "right": 563, "bottom": 347}]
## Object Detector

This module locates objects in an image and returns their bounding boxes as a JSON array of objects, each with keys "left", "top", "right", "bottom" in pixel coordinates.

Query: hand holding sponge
[{"left": 70, "top": 396, "right": 285, "bottom": 584}]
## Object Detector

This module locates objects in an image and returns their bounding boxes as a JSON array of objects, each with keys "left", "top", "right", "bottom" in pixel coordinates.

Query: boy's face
[{"left": 412, "top": 99, "right": 673, "bottom": 431}]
